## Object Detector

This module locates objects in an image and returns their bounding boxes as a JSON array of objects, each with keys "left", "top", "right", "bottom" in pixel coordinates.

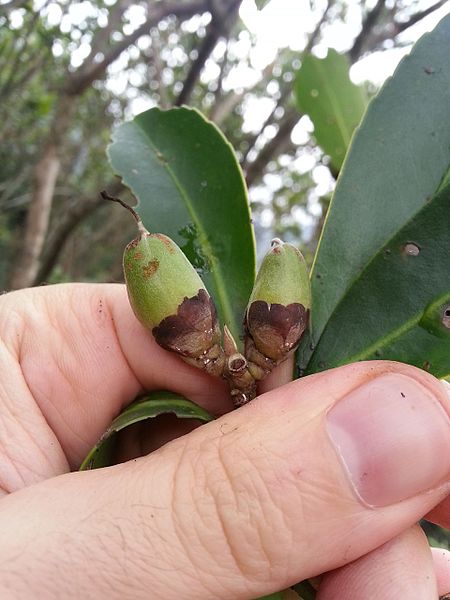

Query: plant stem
[{"left": 101, "top": 191, "right": 149, "bottom": 236}]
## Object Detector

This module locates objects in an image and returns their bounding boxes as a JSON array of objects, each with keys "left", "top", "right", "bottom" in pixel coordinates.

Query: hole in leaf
[{"left": 442, "top": 305, "right": 450, "bottom": 329}]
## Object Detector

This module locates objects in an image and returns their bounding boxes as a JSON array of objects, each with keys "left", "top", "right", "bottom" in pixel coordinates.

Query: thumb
[{"left": 1, "top": 361, "right": 449, "bottom": 599}]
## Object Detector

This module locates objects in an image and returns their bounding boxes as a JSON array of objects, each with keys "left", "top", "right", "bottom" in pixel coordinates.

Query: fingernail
[{"left": 327, "top": 373, "right": 450, "bottom": 507}]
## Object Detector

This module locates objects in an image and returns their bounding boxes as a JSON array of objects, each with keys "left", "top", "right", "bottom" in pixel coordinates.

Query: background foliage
[{"left": 1, "top": 0, "right": 449, "bottom": 290}]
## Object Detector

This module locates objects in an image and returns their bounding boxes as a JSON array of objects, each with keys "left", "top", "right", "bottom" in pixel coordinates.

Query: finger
[
  {"left": 317, "top": 525, "right": 437, "bottom": 599},
  {"left": 0, "top": 284, "right": 231, "bottom": 478},
  {"left": 431, "top": 547, "right": 450, "bottom": 598},
  {"left": 1, "top": 361, "right": 449, "bottom": 599},
  {"left": 407, "top": 390, "right": 450, "bottom": 531}
]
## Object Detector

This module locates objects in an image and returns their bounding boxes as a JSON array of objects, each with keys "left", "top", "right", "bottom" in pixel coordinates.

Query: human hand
[{"left": 0, "top": 283, "right": 449, "bottom": 599}]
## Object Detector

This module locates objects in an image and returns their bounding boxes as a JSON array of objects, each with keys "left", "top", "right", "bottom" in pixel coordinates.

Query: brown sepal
[
  {"left": 153, "top": 289, "right": 225, "bottom": 376},
  {"left": 245, "top": 336, "right": 275, "bottom": 380},
  {"left": 246, "top": 301, "right": 309, "bottom": 361}
]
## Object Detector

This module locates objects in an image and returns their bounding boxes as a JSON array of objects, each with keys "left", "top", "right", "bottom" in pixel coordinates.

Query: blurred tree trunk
[
  {"left": 36, "top": 181, "right": 124, "bottom": 284},
  {"left": 8, "top": 0, "right": 239, "bottom": 290},
  {"left": 9, "top": 95, "right": 75, "bottom": 289}
]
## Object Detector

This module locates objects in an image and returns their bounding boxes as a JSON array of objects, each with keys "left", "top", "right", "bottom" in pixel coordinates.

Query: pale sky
[{"left": 239, "top": 0, "right": 450, "bottom": 84}]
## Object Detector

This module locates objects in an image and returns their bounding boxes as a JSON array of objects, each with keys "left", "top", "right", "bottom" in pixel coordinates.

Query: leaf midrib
[
  {"left": 309, "top": 175, "right": 450, "bottom": 367},
  {"left": 137, "top": 122, "right": 238, "bottom": 337},
  {"left": 340, "top": 312, "right": 420, "bottom": 364},
  {"left": 338, "top": 303, "right": 450, "bottom": 378}
]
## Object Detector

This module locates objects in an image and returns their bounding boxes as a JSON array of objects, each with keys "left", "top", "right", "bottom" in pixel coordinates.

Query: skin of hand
[{"left": 0, "top": 283, "right": 449, "bottom": 600}]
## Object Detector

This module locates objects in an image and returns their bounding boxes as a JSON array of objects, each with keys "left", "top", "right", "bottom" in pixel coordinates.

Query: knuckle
[{"left": 176, "top": 429, "right": 293, "bottom": 586}]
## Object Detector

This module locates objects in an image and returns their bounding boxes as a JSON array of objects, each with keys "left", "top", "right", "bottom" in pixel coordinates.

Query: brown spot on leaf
[
  {"left": 156, "top": 151, "right": 168, "bottom": 164},
  {"left": 133, "top": 251, "right": 144, "bottom": 261},
  {"left": 153, "top": 289, "right": 220, "bottom": 357},
  {"left": 142, "top": 259, "right": 159, "bottom": 278},
  {"left": 246, "top": 300, "right": 309, "bottom": 361},
  {"left": 402, "top": 242, "right": 420, "bottom": 256}
]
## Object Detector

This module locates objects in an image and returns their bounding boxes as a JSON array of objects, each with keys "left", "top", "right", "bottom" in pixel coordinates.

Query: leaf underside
[{"left": 79, "top": 392, "right": 214, "bottom": 470}]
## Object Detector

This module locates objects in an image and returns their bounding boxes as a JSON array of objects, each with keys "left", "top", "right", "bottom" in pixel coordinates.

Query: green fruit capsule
[
  {"left": 104, "top": 192, "right": 225, "bottom": 377},
  {"left": 123, "top": 231, "right": 205, "bottom": 331},
  {"left": 244, "top": 238, "right": 311, "bottom": 378}
]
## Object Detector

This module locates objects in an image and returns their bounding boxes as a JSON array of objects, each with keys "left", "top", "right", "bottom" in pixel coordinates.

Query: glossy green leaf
[
  {"left": 79, "top": 391, "right": 214, "bottom": 470},
  {"left": 108, "top": 106, "right": 256, "bottom": 342},
  {"left": 299, "top": 14, "right": 450, "bottom": 373},
  {"left": 422, "top": 521, "right": 450, "bottom": 550},
  {"left": 294, "top": 49, "right": 367, "bottom": 172},
  {"left": 307, "top": 182, "right": 450, "bottom": 377}
]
